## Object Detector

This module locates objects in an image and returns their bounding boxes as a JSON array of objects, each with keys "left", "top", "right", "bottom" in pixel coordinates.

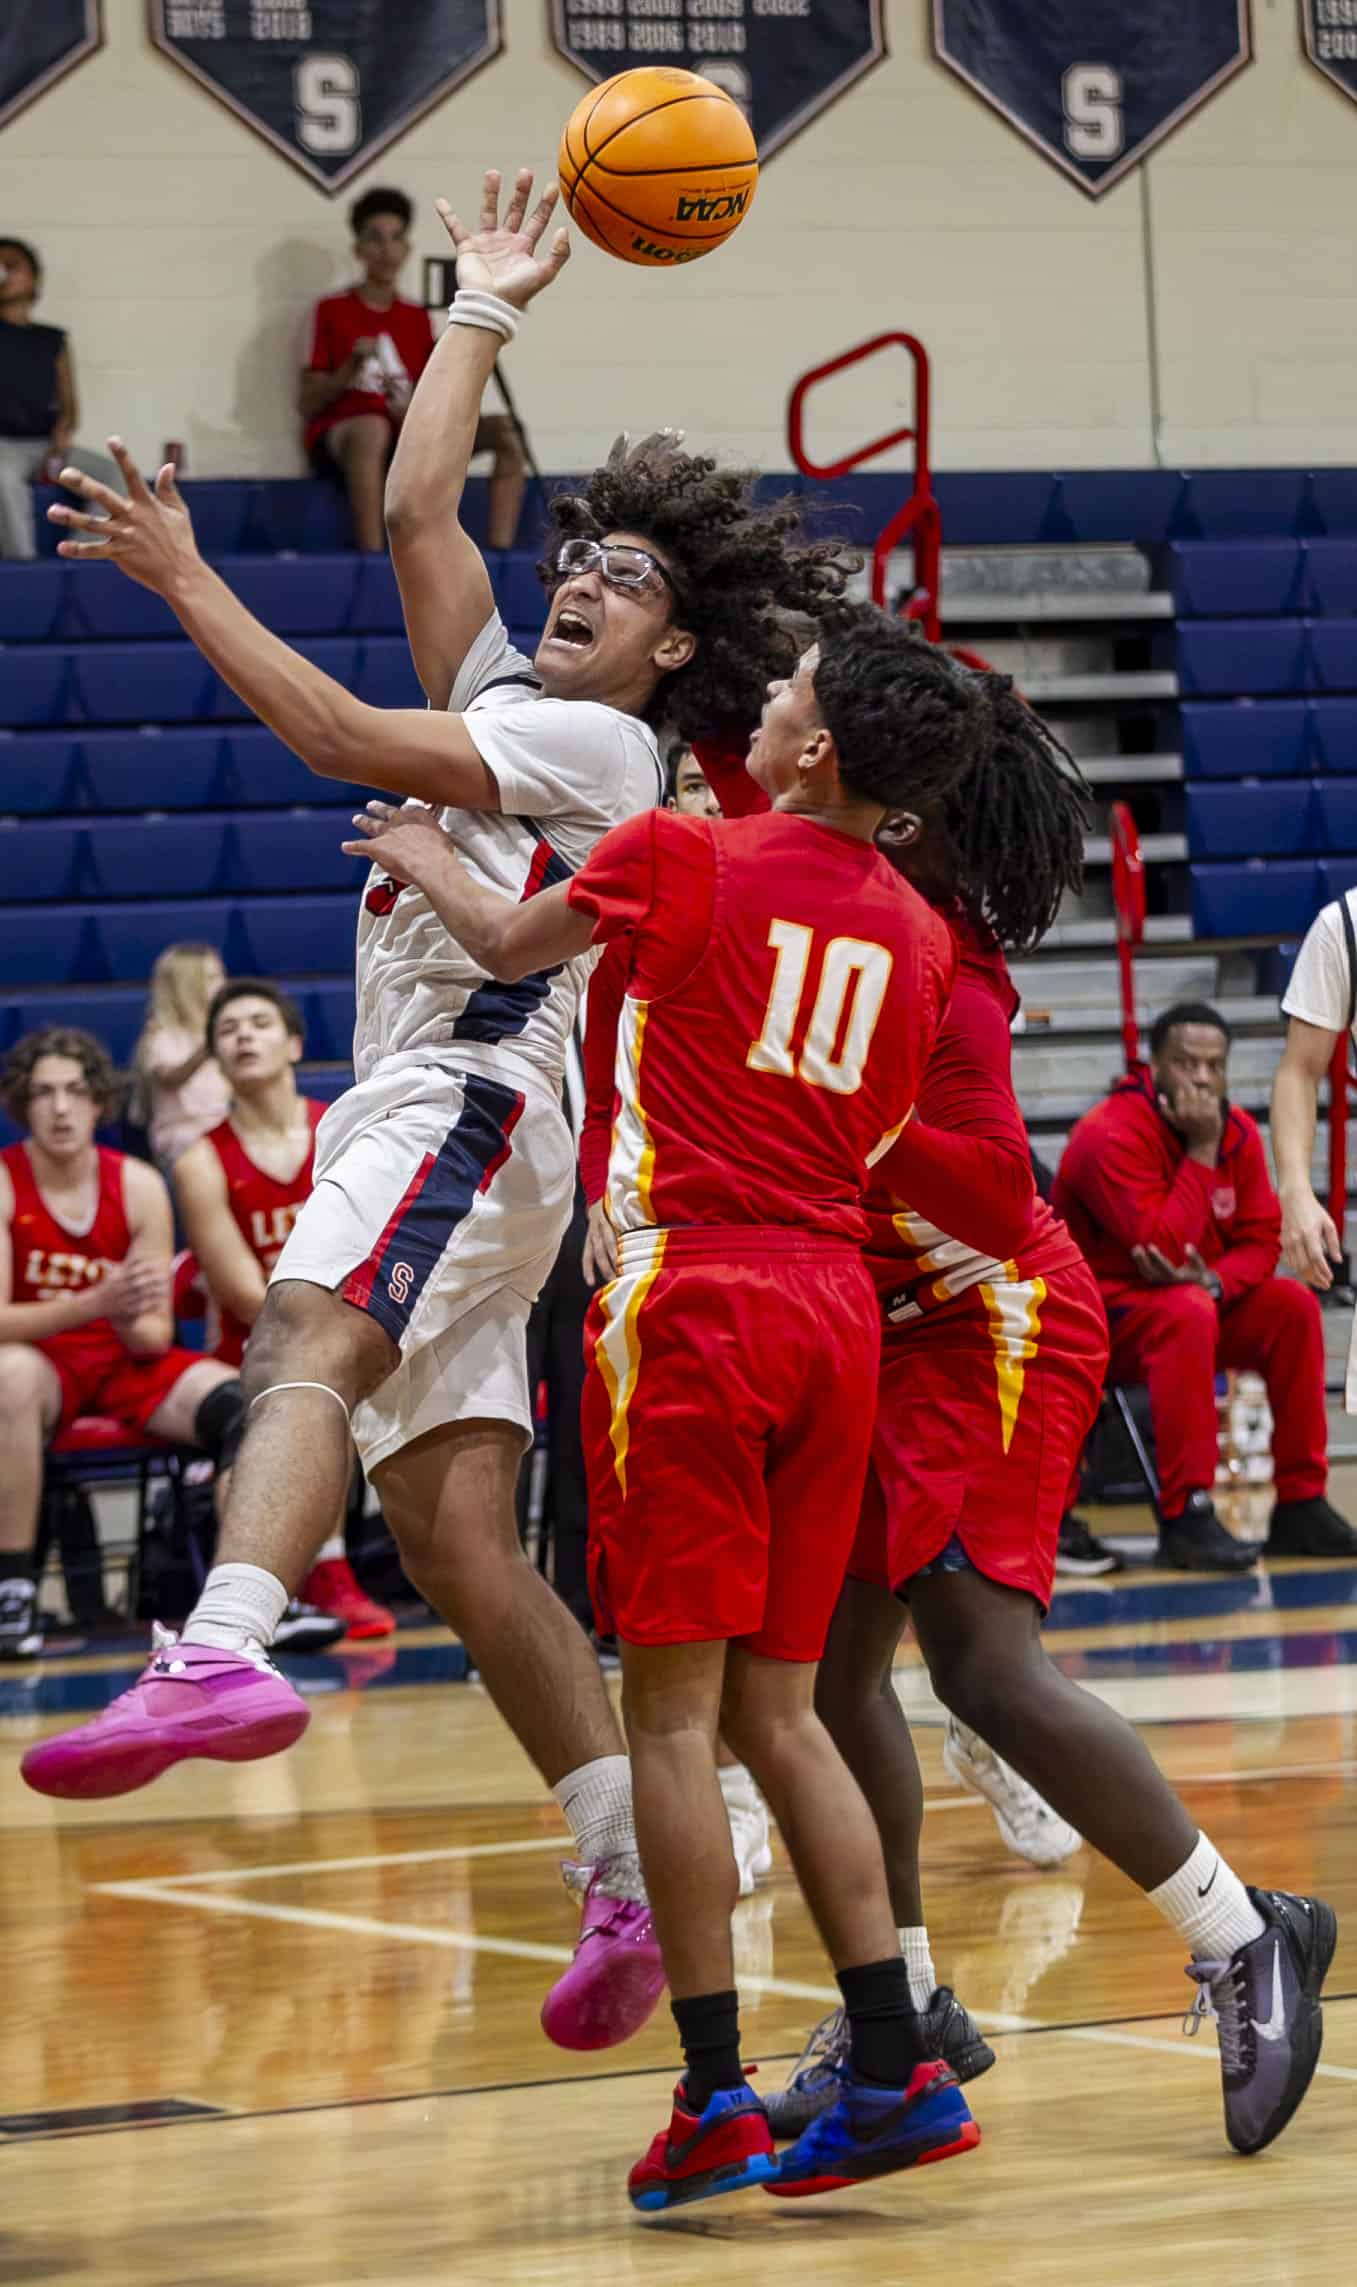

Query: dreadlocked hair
[
  {"left": 810, "top": 603, "right": 1090, "bottom": 954},
  {"left": 810, "top": 601, "right": 989, "bottom": 814},
  {"left": 539, "top": 432, "right": 858, "bottom": 739},
  {"left": 929, "top": 668, "right": 1090, "bottom": 954}
]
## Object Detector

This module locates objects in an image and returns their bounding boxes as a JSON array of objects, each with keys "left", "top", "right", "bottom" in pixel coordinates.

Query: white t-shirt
[
  {"left": 352, "top": 613, "right": 665, "bottom": 1093},
  {"left": 1281, "top": 894, "right": 1357, "bottom": 1042}
]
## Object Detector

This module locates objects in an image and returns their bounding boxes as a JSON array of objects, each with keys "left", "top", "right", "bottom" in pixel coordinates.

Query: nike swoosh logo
[
  {"left": 1251, "top": 1941, "right": 1287, "bottom": 2044},
  {"left": 1197, "top": 1860, "right": 1220, "bottom": 1898}
]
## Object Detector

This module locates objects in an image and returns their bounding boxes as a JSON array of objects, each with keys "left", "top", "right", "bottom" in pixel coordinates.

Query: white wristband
[{"left": 446, "top": 288, "right": 520, "bottom": 344}]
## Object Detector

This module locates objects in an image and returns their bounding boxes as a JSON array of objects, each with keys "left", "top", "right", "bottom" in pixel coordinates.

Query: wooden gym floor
[{"left": 2, "top": 1476, "right": 1355, "bottom": 2286}]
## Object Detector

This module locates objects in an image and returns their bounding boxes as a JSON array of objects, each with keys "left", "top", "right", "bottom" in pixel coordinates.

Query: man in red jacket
[{"left": 1055, "top": 1001, "right": 1357, "bottom": 1570}]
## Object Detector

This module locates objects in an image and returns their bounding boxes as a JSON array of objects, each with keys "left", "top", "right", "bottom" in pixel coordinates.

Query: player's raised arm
[
  {"left": 49, "top": 446, "right": 502, "bottom": 812},
  {"left": 385, "top": 168, "right": 570, "bottom": 711}
]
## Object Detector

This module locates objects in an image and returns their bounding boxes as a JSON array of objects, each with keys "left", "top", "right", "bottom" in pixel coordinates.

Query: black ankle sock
[
  {"left": 672, "top": 1989, "right": 744, "bottom": 2111},
  {"left": 837, "top": 1957, "right": 927, "bottom": 2087},
  {"left": 0, "top": 1555, "right": 33, "bottom": 1586}
]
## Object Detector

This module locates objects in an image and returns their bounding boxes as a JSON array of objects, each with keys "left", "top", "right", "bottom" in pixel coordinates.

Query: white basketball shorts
[{"left": 270, "top": 1056, "right": 575, "bottom": 1472}]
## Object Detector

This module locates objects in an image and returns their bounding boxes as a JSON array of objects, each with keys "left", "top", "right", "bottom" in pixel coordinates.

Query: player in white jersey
[{"left": 28, "top": 164, "right": 856, "bottom": 2049}]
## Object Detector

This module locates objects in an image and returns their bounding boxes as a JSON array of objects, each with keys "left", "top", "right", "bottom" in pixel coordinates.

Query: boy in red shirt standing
[
  {"left": 300, "top": 186, "right": 524, "bottom": 554},
  {"left": 345, "top": 605, "right": 985, "bottom": 2211}
]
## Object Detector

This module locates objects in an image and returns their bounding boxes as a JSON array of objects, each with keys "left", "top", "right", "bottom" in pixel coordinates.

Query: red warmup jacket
[{"left": 1052, "top": 1067, "right": 1281, "bottom": 1313}]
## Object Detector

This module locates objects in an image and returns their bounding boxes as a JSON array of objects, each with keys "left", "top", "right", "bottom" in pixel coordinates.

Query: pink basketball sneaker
[
  {"left": 20, "top": 1629, "right": 310, "bottom": 1800},
  {"left": 540, "top": 1860, "right": 666, "bottom": 2051}
]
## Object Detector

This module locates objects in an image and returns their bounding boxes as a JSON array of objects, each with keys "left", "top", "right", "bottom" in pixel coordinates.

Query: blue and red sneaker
[
  {"left": 767, "top": 2059, "right": 980, "bottom": 2197},
  {"left": 628, "top": 2082, "right": 778, "bottom": 2212}
]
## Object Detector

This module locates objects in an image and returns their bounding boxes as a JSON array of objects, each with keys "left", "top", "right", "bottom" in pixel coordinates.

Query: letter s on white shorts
[{"left": 270, "top": 1058, "right": 575, "bottom": 1472}]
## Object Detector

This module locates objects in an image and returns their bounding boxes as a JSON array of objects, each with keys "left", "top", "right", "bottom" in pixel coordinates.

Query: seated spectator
[
  {"left": 0, "top": 235, "right": 76, "bottom": 562},
  {"left": 300, "top": 186, "right": 525, "bottom": 554},
  {"left": 1054, "top": 1001, "right": 1357, "bottom": 1571},
  {"left": 0, "top": 1027, "right": 245, "bottom": 1657},
  {"left": 173, "top": 980, "right": 392, "bottom": 1638},
  {"left": 131, "top": 944, "right": 231, "bottom": 1170}
]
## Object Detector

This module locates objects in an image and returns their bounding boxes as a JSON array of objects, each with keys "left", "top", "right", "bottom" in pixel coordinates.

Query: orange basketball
[{"left": 558, "top": 66, "right": 758, "bottom": 269}]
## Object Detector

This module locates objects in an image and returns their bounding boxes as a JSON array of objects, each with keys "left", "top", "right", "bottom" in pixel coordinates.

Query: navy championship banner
[
  {"left": 550, "top": 0, "right": 885, "bottom": 161},
  {"left": 1302, "top": 2, "right": 1357, "bottom": 104},
  {"left": 149, "top": 1, "right": 502, "bottom": 191},
  {"left": 933, "top": 2, "right": 1252, "bottom": 197},
  {"left": 0, "top": 3, "right": 102, "bottom": 134}
]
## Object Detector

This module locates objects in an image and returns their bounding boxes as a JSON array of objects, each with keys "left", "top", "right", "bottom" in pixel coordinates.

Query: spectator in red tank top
[
  {"left": 0, "top": 1028, "right": 244, "bottom": 1658},
  {"left": 300, "top": 186, "right": 525, "bottom": 555},
  {"left": 173, "top": 982, "right": 393, "bottom": 1639}
]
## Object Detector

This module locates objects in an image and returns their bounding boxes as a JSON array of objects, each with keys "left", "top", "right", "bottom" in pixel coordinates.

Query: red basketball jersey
[
  {"left": 565, "top": 808, "right": 955, "bottom": 1241},
  {"left": 200, "top": 1101, "right": 325, "bottom": 1365},
  {"left": 863, "top": 928, "right": 1086, "bottom": 1319},
  {"left": 2, "top": 1141, "right": 131, "bottom": 1370}
]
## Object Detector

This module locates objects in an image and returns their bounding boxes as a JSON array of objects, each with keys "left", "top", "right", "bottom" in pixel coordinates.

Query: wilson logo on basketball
[
  {"left": 674, "top": 189, "right": 749, "bottom": 223},
  {"left": 629, "top": 236, "right": 701, "bottom": 264},
  {"left": 388, "top": 1262, "right": 415, "bottom": 1305}
]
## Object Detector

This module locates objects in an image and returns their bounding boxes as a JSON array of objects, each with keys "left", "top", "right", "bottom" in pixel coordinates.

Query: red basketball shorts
[
  {"left": 583, "top": 1229, "right": 880, "bottom": 1662},
  {"left": 849, "top": 1257, "right": 1107, "bottom": 1611},
  {"left": 41, "top": 1339, "right": 208, "bottom": 1437}
]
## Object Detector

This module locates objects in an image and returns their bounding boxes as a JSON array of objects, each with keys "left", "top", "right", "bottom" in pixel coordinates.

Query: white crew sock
[
  {"left": 181, "top": 1563, "right": 290, "bottom": 1655},
  {"left": 552, "top": 1754, "right": 637, "bottom": 1869},
  {"left": 717, "top": 1760, "right": 760, "bottom": 1816},
  {"left": 898, "top": 1926, "right": 938, "bottom": 2011},
  {"left": 313, "top": 1535, "right": 346, "bottom": 1563},
  {"left": 1147, "top": 1831, "right": 1266, "bottom": 1960}
]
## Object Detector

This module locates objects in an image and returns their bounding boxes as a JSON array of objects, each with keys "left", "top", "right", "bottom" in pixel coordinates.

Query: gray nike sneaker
[
  {"left": 1183, "top": 1888, "right": 1337, "bottom": 2154},
  {"left": 763, "top": 1990, "right": 996, "bottom": 2140}
]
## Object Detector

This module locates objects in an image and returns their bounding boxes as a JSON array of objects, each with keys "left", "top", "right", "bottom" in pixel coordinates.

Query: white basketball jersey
[{"left": 353, "top": 614, "right": 664, "bottom": 1093}]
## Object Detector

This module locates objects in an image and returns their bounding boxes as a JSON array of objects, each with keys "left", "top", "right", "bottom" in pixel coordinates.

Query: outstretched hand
[
  {"left": 343, "top": 799, "right": 457, "bottom": 888},
  {"left": 48, "top": 440, "right": 201, "bottom": 595},
  {"left": 436, "top": 166, "right": 570, "bottom": 310}
]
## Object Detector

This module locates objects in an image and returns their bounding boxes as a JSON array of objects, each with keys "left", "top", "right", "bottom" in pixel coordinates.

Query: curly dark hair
[
  {"left": 811, "top": 605, "right": 1089, "bottom": 954},
  {"left": 539, "top": 433, "right": 858, "bottom": 740},
  {"left": 0, "top": 1026, "right": 123, "bottom": 1124}
]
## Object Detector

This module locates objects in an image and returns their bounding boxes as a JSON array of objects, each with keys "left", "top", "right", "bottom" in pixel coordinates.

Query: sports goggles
[{"left": 549, "top": 536, "right": 681, "bottom": 603}]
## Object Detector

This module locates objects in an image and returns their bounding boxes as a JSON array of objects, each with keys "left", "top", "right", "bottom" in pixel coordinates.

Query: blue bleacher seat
[
  {"left": 90, "top": 898, "right": 239, "bottom": 981},
  {"left": 1, "top": 649, "right": 70, "bottom": 727},
  {"left": 1179, "top": 700, "right": 1307, "bottom": 779},
  {"left": 1057, "top": 471, "right": 1192, "bottom": 545},
  {"left": 495, "top": 552, "right": 548, "bottom": 627},
  {"left": 0, "top": 907, "right": 103, "bottom": 985},
  {"left": 1176, "top": 620, "right": 1309, "bottom": 697},
  {"left": 0, "top": 818, "right": 84, "bottom": 902},
  {"left": 83, "top": 815, "right": 231, "bottom": 899},
  {"left": 1310, "top": 472, "right": 1357, "bottom": 537},
  {"left": 1309, "top": 698, "right": 1357, "bottom": 773},
  {"left": 351, "top": 556, "right": 404, "bottom": 634},
  {"left": 354, "top": 639, "right": 425, "bottom": 709},
  {"left": 0, "top": 563, "right": 64, "bottom": 641},
  {"left": 1170, "top": 542, "right": 1303, "bottom": 618},
  {"left": 176, "top": 483, "right": 253, "bottom": 554},
  {"left": 0, "top": 987, "right": 146, "bottom": 1063},
  {"left": 249, "top": 480, "right": 350, "bottom": 555},
  {"left": 1191, "top": 859, "right": 1320, "bottom": 936},
  {"left": 1303, "top": 542, "right": 1357, "bottom": 617},
  {"left": 80, "top": 729, "right": 228, "bottom": 811},
  {"left": 220, "top": 555, "right": 358, "bottom": 635},
  {"left": 225, "top": 726, "right": 372, "bottom": 808},
  {"left": 1307, "top": 619, "right": 1357, "bottom": 692},
  {"left": 1314, "top": 779, "right": 1357, "bottom": 854},
  {"left": 227, "top": 811, "right": 368, "bottom": 894},
  {"left": 297, "top": 978, "right": 357, "bottom": 1060},
  {"left": 64, "top": 568, "right": 179, "bottom": 641},
  {"left": 70, "top": 642, "right": 220, "bottom": 726},
  {"left": 235, "top": 892, "right": 354, "bottom": 973},
  {"left": 300, "top": 1065, "right": 353, "bottom": 1107},
  {"left": 1322, "top": 857, "right": 1357, "bottom": 901},
  {"left": 1182, "top": 471, "right": 1317, "bottom": 540},
  {"left": 1186, "top": 781, "right": 1315, "bottom": 861},
  {"left": 0, "top": 730, "right": 84, "bottom": 813}
]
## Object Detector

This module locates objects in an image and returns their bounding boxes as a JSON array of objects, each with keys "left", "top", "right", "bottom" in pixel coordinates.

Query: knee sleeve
[{"left": 193, "top": 1379, "right": 246, "bottom": 1471}]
